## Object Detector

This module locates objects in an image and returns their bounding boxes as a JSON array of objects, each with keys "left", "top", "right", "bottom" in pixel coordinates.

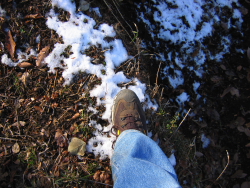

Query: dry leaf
[
  {"left": 231, "top": 170, "right": 247, "bottom": 178},
  {"left": 100, "top": 171, "right": 110, "bottom": 182},
  {"left": 93, "top": 170, "right": 101, "bottom": 182},
  {"left": 246, "top": 122, "right": 250, "bottom": 128},
  {"left": 20, "top": 72, "right": 30, "bottom": 86},
  {"left": 12, "top": 143, "right": 20, "bottom": 154},
  {"left": 5, "top": 30, "right": 16, "bottom": 59},
  {"left": 55, "top": 129, "right": 63, "bottom": 139},
  {"left": 70, "top": 113, "right": 80, "bottom": 120},
  {"left": 25, "top": 13, "right": 43, "bottom": 19},
  {"left": 78, "top": 0, "right": 90, "bottom": 11},
  {"left": 248, "top": 48, "right": 250, "bottom": 61},
  {"left": 18, "top": 62, "right": 33, "bottom": 68},
  {"left": 237, "top": 126, "right": 250, "bottom": 137},
  {"left": 36, "top": 45, "right": 50, "bottom": 68},
  {"left": 221, "top": 22, "right": 228, "bottom": 31},
  {"left": 245, "top": 143, "right": 250, "bottom": 147},
  {"left": 34, "top": 106, "right": 44, "bottom": 113},
  {"left": 207, "top": 108, "right": 220, "bottom": 121},
  {"left": 193, "top": 120, "right": 207, "bottom": 127},
  {"left": 247, "top": 69, "right": 250, "bottom": 82},
  {"left": 221, "top": 86, "right": 240, "bottom": 98},
  {"left": 220, "top": 64, "right": 227, "bottom": 70},
  {"left": 241, "top": 182, "right": 250, "bottom": 188},
  {"left": 12, "top": 121, "right": 26, "bottom": 127},
  {"left": 68, "top": 137, "right": 86, "bottom": 156},
  {"left": 55, "top": 130, "right": 68, "bottom": 148},
  {"left": 210, "top": 75, "right": 223, "bottom": 83},
  {"left": 239, "top": 7, "right": 248, "bottom": 15},
  {"left": 230, "top": 87, "right": 240, "bottom": 97},
  {"left": 191, "top": 47, "right": 200, "bottom": 57},
  {"left": 229, "top": 117, "right": 246, "bottom": 128},
  {"left": 195, "top": 151, "right": 204, "bottom": 157}
]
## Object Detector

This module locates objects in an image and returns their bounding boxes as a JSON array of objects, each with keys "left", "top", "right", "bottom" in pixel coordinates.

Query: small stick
[
  {"left": 215, "top": 150, "right": 230, "bottom": 181},
  {"left": 156, "top": 61, "right": 162, "bottom": 85},
  {"left": 0, "top": 137, "right": 19, "bottom": 141},
  {"left": 169, "top": 108, "right": 191, "bottom": 140}
]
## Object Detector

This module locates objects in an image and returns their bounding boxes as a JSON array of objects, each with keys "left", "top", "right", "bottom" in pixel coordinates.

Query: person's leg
[
  {"left": 111, "top": 129, "right": 181, "bottom": 188},
  {"left": 111, "top": 89, "right": 181, "bottom": 188}
]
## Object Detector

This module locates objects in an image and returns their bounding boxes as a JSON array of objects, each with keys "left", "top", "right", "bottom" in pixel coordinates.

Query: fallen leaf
[
  {"left": 193, "top": 120, "right": 207, "bottom": 127},
  {"left": 93, "top": 170, "right": 101, "bottom": 182},
  {"left": 68, "top": 137, "right": 86, "bottom": 156},
  {"left": 247, "top": 48, "right": 250, "bottom": 61},
  {"left": 20, "top": 72, "right": 30, "bottom": 86},
  {"left": 245, "top": 143, "right": 250, "bottom": 147},
  {"left": 12, "top": 121, "right": 26, "bottom": 127},
  {"left": 247, "top": 69, "right": 250, "bottom": 82},
  {"left": 207, "top": 108, "right": 220, "bottom": 121},
  {"left": 246, "top": 122, "right": 250, "bottom": 128},
  {"left": 237, "top": 126, "right": 250, "bottom": 137},
  {"left": 70, "top": 113, "right": 80, "bottom": 120},
  {"left": 229, "top": 117, "right": 246, "bottom": 128},
  {"left": 239, "top": 7, "right": 248, "bottom": 15},
  {"left": 241, "top": 181, "right": 250, "bottom": 188},
  {"left": 12, "top": 143, "right": 20, "bottom": 154},
  {"left": 191, "top": 47, "right": 200, "bottom": 57},
  {"left": 230, "top": 87, "right": 240, "bottom": 97},
  {"left": 18, "top": 62, "right": 33, "bottom": 68},
  {"left": 100, "top": 171, "right": 110, "bottom": 182},
  {"left": 5, "top": 30, "right": 16, "bottom": 59},
  {"left": 55, "top": 130, "right": 68, "bottom": 147},
  {"left": 233, "top": 184, "right": 240, "bottom": 188},
  {"left": 24, "top": 13, "right": 43, "bottom": 19},
  {"left": 210, "top": 75, "right": 223, "bottom": 83},
  {"left": 221, "top": 22, "right": 228, "bottom": 31},
  {"left": 36, "top": 45, "right": 50, "bottom": 68},
  {"left": 220, "top": 64, "right": 227, "bottom": 70},
  {"left": 55, "top": 129, "right": 63, "bottom": 139},
  {"left": 237, "top": 65, "right": 243, "bottom": 71},
  {"left": 233, "top": 153, "right": 239, "bottom": 163},
  {"left": 231, "top": 170, "right": 247, "bottom": 178},
  {"left": 221, "top": 86, "right": 240, "bottom": 98},
  {"left": 78, "top": 0, "right": 90, "bottom": 11},
  {"left": 195, "top": 151, "right": 204, "bottom": 157},
  {"left": 34, "top": 106, "right": 44, "bottom": 113}
]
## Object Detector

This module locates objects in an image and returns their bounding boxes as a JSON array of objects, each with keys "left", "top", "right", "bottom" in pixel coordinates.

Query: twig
[
  {"left": 156, "top": 61, "right": 162, "bottom": 86},
  {"left": 103, "top": 0, "right": 134, "bottom": 43},
  {"left": 0, "top": 137, "right": 19, "bottom": 141},
  {"left": 112, "top": 0, "right": 135, "bottom": 36},
  {"left": 215, "top": 150, "right": 230, "bottom": 181},
  {"left": 169, "top": 108, "right": 191, "bottom": 140}
]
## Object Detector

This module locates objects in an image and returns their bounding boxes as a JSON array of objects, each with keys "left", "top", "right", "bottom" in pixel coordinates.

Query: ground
[{"left": 0, "top": 0, "right": 250, "bottom": 188}]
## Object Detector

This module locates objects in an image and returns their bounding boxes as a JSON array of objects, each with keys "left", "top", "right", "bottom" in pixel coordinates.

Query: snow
[
  {"left": 44, "top": 0, "right": 157, "bottom": 159},
  {"left": 201, "top": 134, "right": 210, "bottom": 148},
  {"left": 176, "top": 92, "right": 190, "bottom": 106},
  {"left": 0, "top": 6, "right": 6, "bottom": 17},
  {"left": 137, "top": 0, "right": 244, "bottom": 96},
  {"left": 91, "top": 7, "right": 102, "bottom": 18}
]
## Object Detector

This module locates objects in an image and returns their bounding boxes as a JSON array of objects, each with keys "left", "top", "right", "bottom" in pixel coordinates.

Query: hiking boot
[{"left": 112, "top": 89, "right": 147, "bottom": 135}]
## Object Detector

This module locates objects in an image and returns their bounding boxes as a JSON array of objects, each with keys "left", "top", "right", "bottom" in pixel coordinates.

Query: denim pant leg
[{"left": 111, "top": 130, "right": 181, "bottom": 188}]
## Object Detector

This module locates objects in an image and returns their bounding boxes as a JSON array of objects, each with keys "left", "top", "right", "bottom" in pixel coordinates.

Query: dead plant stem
[
  {"left": 103, "top": 0, "right": 134, "bottom": 43},
  {"left": 215, "top": 150, "right": 230, "bottom": 181},
  {"left": 169, "top": 108, "right": 191, "bottom": 140}
]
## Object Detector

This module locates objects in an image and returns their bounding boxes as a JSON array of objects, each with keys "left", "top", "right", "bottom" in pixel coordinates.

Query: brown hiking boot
[{"left": 112, "top": 89, "right": 147, "bottom": 135}]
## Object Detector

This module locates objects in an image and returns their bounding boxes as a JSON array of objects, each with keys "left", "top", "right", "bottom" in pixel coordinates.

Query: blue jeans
[{"left": 111, "top": 130, "right": 181, "bottom": 188}]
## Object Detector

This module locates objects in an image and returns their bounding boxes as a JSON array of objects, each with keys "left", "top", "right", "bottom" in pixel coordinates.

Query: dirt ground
[{"left": 1, "top": 0, "right": 250, "bottom": 187}]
